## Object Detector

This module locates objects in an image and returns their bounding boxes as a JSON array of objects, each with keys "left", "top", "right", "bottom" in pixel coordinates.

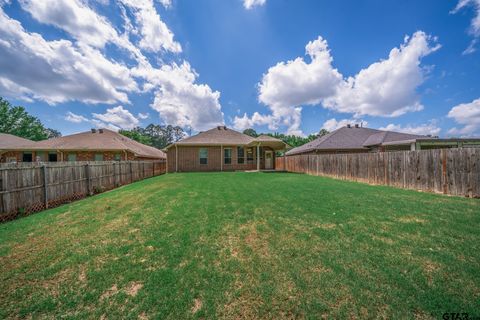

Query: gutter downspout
[{"left": 220, "top": 145, "right": 223, "bottom": 171}]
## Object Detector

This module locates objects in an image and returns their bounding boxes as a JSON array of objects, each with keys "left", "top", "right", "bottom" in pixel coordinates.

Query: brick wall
[{"left": 167, "top": 145, "right": 275, "bottom": 172}]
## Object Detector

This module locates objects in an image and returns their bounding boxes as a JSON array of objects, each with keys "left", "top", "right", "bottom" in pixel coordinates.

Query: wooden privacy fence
[
  {"left": 276, "top": 148, "right": 480, "bottom": 198},
  {"left": 0, "top": 160, "right": 166, "bottom": 222}
]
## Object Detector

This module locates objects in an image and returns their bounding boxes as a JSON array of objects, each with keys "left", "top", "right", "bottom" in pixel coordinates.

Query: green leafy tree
[
  {"left": 262, "top": 132, "right": 315, "bottom": 148},
  {"left": 120, "top": 124, "right": 186, "bottom": 149},
  {"left": 318, "top": 129, "right": 329, "bottom": 137},
  {"left": 45, "top": 128, "right": 62, "bottom": 139},
  {"left": 0, "top": 97, "right": 60, "bottom": 141},
  {"left": 243, "top": 128, "right": 258, "bottom": 137},
  {"left": 119, "top": 127, "right": 152, "bottom": 145}
]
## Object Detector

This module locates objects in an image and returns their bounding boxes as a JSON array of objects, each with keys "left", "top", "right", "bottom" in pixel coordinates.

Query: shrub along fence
[
  {"left": 0, "top": 160, "right": 166, "bottom": 222},
  {"left": 276, "top": 148, "right": 480, "bottom": 198}
]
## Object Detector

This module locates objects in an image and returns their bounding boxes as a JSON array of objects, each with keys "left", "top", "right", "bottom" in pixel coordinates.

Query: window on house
[
  {"left": 94, "top": 153, "right": 104, "bottom": 161},
  {"left": 237, "top": 147, "right": 245, "bottom": 164},
  {"left": 246, "top": 147, "right": 254, "bottom": 163},
  {"left": 48, "top": 152, "right": 57, "bottom": 162},
  {"left": 224, "top": 148, "right": 232, "bottom": 164},
  {"left": 67, "top": 153, "right": 76, "bottom": 162},
  {"left": 22, "top": 152, "right": 32, "bottom": 162},
  {"left": 114, "top": 153, "right": 122, "bottom": 161},
  {"left": 199, "top": 148, "right": 208, "bottom": 165}
]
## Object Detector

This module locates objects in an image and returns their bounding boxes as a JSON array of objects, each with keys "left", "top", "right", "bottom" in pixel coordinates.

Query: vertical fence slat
[{"left": 42, "top": 164, "right": 48, "bottom": 209}]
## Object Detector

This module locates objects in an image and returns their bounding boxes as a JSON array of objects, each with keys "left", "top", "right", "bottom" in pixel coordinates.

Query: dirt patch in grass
[
  {"left": 315, "top": 223, "right": 337, "bottom": 230},
  {"left": 221, "top": 221, "right": 271, "bottom": 261},
  {"left": 422, "top": 260, "right": 441, "bottom": 285},
  {"left": 100, "top": 284, "right": 118, "bottom": 301},
  {"left": 78, "top": 267, "right": 87, "bottom": 283},
  {"left": 191, "top": 298, "right": 203, "bottom": 314},
  {"left": 41, "top": 268, "right": 74, "bottom": 298},
  {"left": 125, "top": 282, "right": 143, "bottom": 297},
  {"left": 243, "top": 223, "right": 270, "bottom": 258},
  {"left": 397, "top": 216, "right": 427, "bottom": 224},
  {"left": 372, "top": 235, "right": 395, "bottom": 245},
  {"left": 413, "top": 309, "right": 435, "bottom": 319}
]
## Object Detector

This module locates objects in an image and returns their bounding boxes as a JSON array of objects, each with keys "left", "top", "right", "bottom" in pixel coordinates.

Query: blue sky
[{"left": 0, "top": 0, "right": 479, "bottom": 137}]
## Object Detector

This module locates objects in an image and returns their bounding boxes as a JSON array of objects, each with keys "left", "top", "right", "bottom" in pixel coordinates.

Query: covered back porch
[{"left": 246, "top": 135, "right": 288, "bottom": 171}]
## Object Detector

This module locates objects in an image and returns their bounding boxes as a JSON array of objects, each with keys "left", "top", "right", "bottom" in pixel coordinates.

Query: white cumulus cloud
[
  {"left": 379, "top": 121, "right": 441, "bottom": 136},
  {"left": 237, "top": 31, "right": 439, "bottom": 135},
  {"left": 243, "top": 0, "right": 266, "bottom": 9},
  {"left": 0, "top": 1, "right": 224, "bottom": 132},
  {"left": 92, "top": 105, "right": 140, "bottom": 130},
  {"left": 447, "top": 98, "right": 480, "bottom": 136},
  {"left": 120, "top": 0, "right": 181, "bottom": 53},
  {"left": 65, "top": 106, "right": 140, "bottom": 131},
  {"left": 0, "top": 7, "right": 137, "bottom": 104},
  {"left": 19, "top": 0, "right": 120, "bottom": 48},
  {"left": 137, "top": 112, "right": 149, "bottom": 120},
  {"left": 324, "top": 32, "right": 440, "bottom": 117},
  {"left": 65, "top": 112, "right": 88, "bottom": 123},
  {"left": 233, "top": 112, "right": 277, "bottom": 131},
  {"left": 322, "top": 119, "right": 368, "bottom": 132}
]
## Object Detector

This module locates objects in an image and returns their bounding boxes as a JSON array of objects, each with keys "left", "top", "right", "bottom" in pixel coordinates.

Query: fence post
[
  {"left": 85, "top": 163, "right": 91, "bottom": 196},
  {"left": 42, "top": 164, "right": 48, "bottom": 209}
]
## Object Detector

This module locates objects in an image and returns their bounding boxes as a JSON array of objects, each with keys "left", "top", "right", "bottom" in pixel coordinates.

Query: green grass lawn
[{"left": 0, "top": 172, "right": 479, "bottom": 319}]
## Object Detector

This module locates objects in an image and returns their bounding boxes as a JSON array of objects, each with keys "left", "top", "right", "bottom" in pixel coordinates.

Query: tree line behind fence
[
  {"left": 0, "top": 160, "right": 166, "bottom": 222},
  {"left": 276, "top": 148, "right": 480, "bottom": 198}
]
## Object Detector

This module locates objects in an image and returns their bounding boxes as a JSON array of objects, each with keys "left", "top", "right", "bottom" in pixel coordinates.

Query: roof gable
[
  {"left": 173, "top": 126, "right": 255, "bottom": 146},
  {"left": 286, "top": 126, "right": 430, "bottom": 155},
  {"left": 171, "top": 126, "right": 287, "bottom": 148},
  {"left": 34, "top": 129, "right": 165, "bottom": 158}
]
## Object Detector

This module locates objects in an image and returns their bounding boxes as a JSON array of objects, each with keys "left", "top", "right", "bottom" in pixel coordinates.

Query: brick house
[
  {"left": 286, "top": 125, "right": 480, "bottom": 156},
  {"left": 0, "top": 129, "right": 165, "bottom": 163},
  {"left": 0, "top": 133, "right": 37, "bottom": 163},
  {"left": 166, "top": 126, "right": 288, "bottom": 172}
]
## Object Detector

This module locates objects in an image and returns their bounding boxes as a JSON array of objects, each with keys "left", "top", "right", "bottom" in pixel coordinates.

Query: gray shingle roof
[
  {"left": 33, "top": 129, "right": 166, "bottom": 159},
  {"left": 170, "top": 126, "right": 286, "bottom": 148},
  {"left": 0, "top": 133, "right": 35, "bottom": 149},
  {"left": 286, "top": 126, "right": 429, "bottom": 155},
  {"left": 175, "top": 126, "right": 255, "bottom": 145}
]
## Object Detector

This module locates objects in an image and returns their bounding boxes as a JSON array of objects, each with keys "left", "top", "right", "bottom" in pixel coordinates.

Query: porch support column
[
  {"left": 220, "top": 145, "right": 223, "bottom": 171},
  {"left": 175, "top": 144, "right": 178, "bottom": 172},
  {"left": 256, "top": 143, "right": 260, "bottom": 171}
]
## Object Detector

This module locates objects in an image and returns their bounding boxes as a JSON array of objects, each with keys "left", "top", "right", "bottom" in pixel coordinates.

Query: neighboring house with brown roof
[
  {"left": 0, "top": 129, "right": 165, "bottom": 163},
  {"left": 0, "top": 133, "right": 36, "bottom": 163},
  {"left": 165, "top": 126, "right": 288, "bottom": 172},
  {"left": 286, "top": 124, "right": 480, "bottom": 156}
]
